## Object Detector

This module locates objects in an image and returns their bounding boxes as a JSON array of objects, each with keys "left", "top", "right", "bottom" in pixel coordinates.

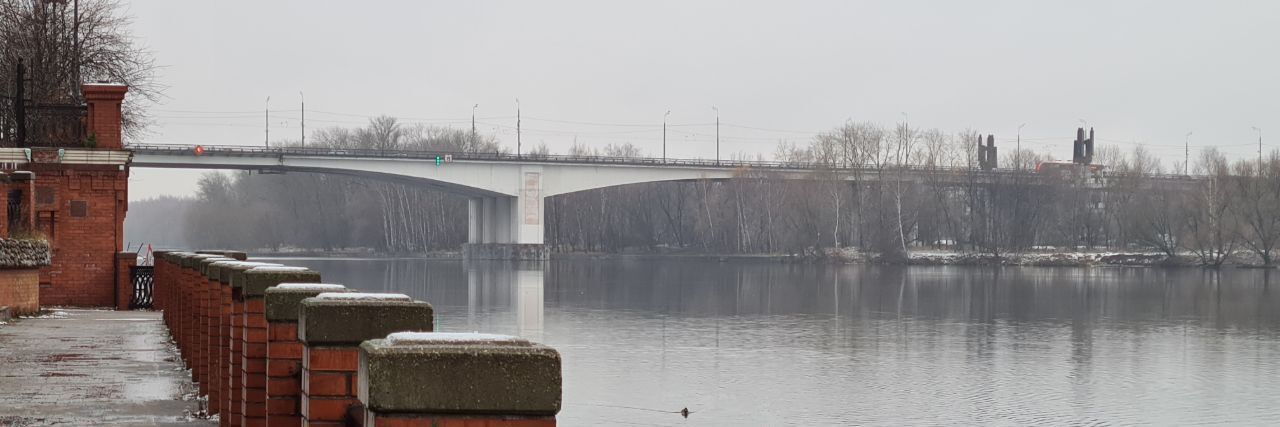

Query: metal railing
[{"left": 129, "top": 265, "right": 154, "bottom": 310}]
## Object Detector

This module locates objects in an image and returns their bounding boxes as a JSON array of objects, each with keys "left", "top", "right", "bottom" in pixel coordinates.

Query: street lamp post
[
  {"left": 299, "top": 91, "right": 305, "bottom": 148},
  {"left": 1254, "top": 126, "right": 1263, "bottom": 171},
  {"left": 663, "top": 110, "right": 671, "bottom": 162},
  {"left": 516, "top": 98, "right": 521, "bottom": 158},
  {"left": 1018, "top": 122, "right": 1029, "bottom": 171},
  {"left": 1185, "top": 131, "right": 1193, "bottom": 175},
  {"left": 472, "top": 104, "right": 479, "bottom": 146},
  {"left": 265, "top": 96, "right": 271, "bottom": 148},
  {"left": 712, "top": 106, "right": 720, "bottom": 165}
]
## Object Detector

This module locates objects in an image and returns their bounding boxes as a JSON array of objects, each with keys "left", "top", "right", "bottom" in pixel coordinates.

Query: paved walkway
[{"left": 0, "top": 309, "right": 213, "bottom": 426}]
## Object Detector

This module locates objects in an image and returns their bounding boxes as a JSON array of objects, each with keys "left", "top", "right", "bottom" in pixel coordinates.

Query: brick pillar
[
  {"left": 202, "top": 258, "right": 245, "bottom": 417},
  {"left": 359, "top": 333, "right": 562, "bottom": 426},
  {"left": 222, "top": 262, "right": 284, "bottom": 427},
  {"left": 153, "top": 251, "right": 176, "bottom": 329},
  {"left": 239, "top": 267, "right": 322, "bottom": 427},
  {"left": 298, "top": 293, "right": 434, "bottom": 426},
  {"left": 185, "top": 254, "right": 228, "bottom": 396},
  {"left": 196, "top": 257, "right": 235, "bottom": 401},
  {"left": 115, "top": 252, "right": 137, "bottom": 311},
  {"left": 264, "top": 284, "right": 350, "bottom": 427},
  {"left": 81, "top": 83, "right": 128, "bottom": 150},
  {"left": 205, "top": 260, "right": 236, "bottom": 418}
]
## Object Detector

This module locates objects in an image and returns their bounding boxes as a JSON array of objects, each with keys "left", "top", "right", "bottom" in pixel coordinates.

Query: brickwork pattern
[{"left": 0, "top": 269, "right": 40, "bottom": 315}]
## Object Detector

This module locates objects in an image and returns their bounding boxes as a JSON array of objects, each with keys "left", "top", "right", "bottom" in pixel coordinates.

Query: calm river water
[{"left": 264, "top": 257, "right": 1280, "bottom": 426}]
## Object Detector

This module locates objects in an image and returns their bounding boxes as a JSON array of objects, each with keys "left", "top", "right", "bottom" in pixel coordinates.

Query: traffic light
[{"left": 435, "top": 155, "right": 442, "bottom": 166}]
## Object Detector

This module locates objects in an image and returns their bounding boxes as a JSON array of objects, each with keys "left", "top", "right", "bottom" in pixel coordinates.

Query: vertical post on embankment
[
  {"left": 358, "top": 332, "right": 562, "bottom": 426},
  {"left": 298, "top": 293, "right": 434, "bottom": 426},
  {"left": 239, "top": 267, "right": 322, "bottom": 427},
  {"left": 203, "top": 260, "right": 235, "bottom": 417},
  {"left": 115, "top": 252, "right": 137, "bottom": 311},
  {"left": 263, "top": 284, "right": 351, "bottom": 427},
  {"left": 152, "top": 251, "right": 177, "bottom": 332},
  {"left": 221, "top": 261, "right": 285, "bottom": 427},
  {"left": 204, "top": 258, "right": 251, "bottom": 418},
  {"left": 195, "top": 256, "right": 236, "bottom": 400}
]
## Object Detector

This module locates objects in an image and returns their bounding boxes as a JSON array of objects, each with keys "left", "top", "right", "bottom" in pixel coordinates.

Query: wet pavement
[{"left": 0, "top": 309, "right": 213, "bottom": 426}]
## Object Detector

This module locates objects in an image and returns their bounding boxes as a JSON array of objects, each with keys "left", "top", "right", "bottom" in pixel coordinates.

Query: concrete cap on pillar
[
  {"left": 298, "top": 294, "right": 434, "bottom": 346},
  {"left": 240, "top": 267, "right": 321, "bottom": 299},
  {"left": 220, "top": 262, "right": 284, "bottom": 288},
  {"left": 358, "top": 332, "right": 562, "bottom": 416},
  {"left": 264, "top": 284, "right": 350, "bottom": 322},
  {"left": 165, "top": 252, "right": 194, "bottom": 267},
  {"left": 195, "top": 250, "right": 249, "bottom": 261},
  {"left": 182, "top": 253, "right": 224, "bottom": 269},
  {"left": 196, "top": 256, "right": 235, "bottom": 277},
  {"left": 205, "top": 260, "right": 242, "bottom": 281}
]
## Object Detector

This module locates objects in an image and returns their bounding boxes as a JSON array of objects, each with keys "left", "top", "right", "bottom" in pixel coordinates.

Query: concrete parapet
[{"left": 358, "top": 332, "right": 561, "bottom": 425}]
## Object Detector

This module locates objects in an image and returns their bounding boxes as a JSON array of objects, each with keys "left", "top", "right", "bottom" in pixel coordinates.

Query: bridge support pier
[{"left": 463, "top": 168, "right": 548, "bottom": 260}]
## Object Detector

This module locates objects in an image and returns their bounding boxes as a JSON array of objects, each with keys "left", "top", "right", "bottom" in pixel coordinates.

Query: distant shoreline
[{"left": 241, "top": 248, "right": 1277, "bottom": 269}]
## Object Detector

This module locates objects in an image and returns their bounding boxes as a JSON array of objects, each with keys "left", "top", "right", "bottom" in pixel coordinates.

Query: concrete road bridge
[{"left": 128, "top": 144, "right": 1198, "bottom": 259}]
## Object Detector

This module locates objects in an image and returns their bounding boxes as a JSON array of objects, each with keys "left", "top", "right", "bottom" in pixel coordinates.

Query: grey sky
[{"left": 127, "top": 0, "right": 1280, "bottom": 201}]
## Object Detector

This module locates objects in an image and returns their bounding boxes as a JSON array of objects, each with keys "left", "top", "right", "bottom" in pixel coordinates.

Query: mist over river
[{"left": 263, "top": 257, "right": 1280, "bottom": 426}]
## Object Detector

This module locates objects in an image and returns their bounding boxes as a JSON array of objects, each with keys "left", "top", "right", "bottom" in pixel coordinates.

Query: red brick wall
[
  {"left": 27, "top": 165, "right": 129, "bottom": 307},
  {"left": 82, "top": 84, "right": 127, "bottom": 150},
  {"left": 114, "top": 252, "right": 136, "bottom": 310},
  {"left": 0, "top": 269, "right": 40, "bottom": 315}
]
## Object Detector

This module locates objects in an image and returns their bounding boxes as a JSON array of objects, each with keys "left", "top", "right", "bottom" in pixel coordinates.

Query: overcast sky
[{"left": 126, "top": 0, "right": 1280, "bottom": 200}]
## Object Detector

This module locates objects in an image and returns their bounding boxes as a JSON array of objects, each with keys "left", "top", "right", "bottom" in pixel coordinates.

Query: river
[{"left": 263, "top": 257, "right": 1280, "bottom": 426}]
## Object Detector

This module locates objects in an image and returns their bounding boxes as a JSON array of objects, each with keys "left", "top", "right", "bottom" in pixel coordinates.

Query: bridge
[{"left": 128, "top": 143, "right": 1197, "bottom": 259}]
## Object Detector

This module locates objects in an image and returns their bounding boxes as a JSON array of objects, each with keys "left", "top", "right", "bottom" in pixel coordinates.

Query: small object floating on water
[{"left": 681, "top": 407, "right": 690, "bottom": 418}]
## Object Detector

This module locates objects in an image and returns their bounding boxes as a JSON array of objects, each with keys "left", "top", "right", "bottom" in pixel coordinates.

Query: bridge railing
[{"left": 128, "top": 143, "right": 1202, "bottom": 182}]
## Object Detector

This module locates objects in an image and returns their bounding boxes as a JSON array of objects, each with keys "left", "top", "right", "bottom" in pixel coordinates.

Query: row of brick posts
[{"left": 152, "top": 250, "right": 562, "bottom": 427}]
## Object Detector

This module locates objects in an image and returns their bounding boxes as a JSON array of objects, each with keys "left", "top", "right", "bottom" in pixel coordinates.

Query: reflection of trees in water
[{"left": 546, "top": 261, "right": 1280, "bottom": 332}]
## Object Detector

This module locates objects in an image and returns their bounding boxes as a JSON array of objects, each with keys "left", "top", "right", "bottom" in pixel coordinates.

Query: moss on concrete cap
[
  {"left": 165, "top": 252, "right": 194, "bottom": 267},
  {"left": 197, "top": 256, "right": 234, "bottom": 276},
  {"left": 357, "top": 333, "right": 562, "bottom": 415},
  {"left": 182, "top": 253, "right": 222, "bottom": 269},
  {"left": 205, "top": 260, "right": 248, "bottom": 281},
  {"left": 265, "top": 284, "right": 350, "bottom": 322},
  {"left": 298, "top": 294, "right": 434, "bottom": 346},
  {"left": 221, "top": 262, "right": 284, "bottom": 288},
  {"left": 196, "top": 250, "right": 249, "bottom": 261},
  {"left": 241, "top": 267, "right": 321, "bottom": 298}
]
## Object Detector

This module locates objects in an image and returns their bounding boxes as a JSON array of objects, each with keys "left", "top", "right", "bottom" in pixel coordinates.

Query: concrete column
[
  {"left": 358, "top": 332, "right": 561, "bottom": 425},
  {"left": 298, "top": 293, "right": 434, "bottom": 426},
  {"left": 240, "top": 267, "right": 322, "bottom": 427},
  {"left": 481, "top": 197, "right": 496, "bottom": 244},
  {"left": 467, "top": 198, "right": 482, "bottom": 244},
  {"left": 516, "top": 167, "right": 544, "bottom": 245},
  {"left": 264, "top": 284, "right": 351, "bottom": 427},
  {"left": 494, "top": 196, "right": 512, "bottom": 243}
]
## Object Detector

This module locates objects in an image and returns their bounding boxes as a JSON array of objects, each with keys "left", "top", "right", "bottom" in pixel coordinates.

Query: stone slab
[
  {"left": 298, "top": 298, "right": 434, "bottom": 346},
  {"left": 358, "top": 335, "right": 562, "bottom": 415},
  {"left": 264, "top": 285, "right": 350, "bottom": 322},
  {"left": 241, "top": 268, "right": 321, "bottom": 298},
  {"left": 195, "top": 250, "right": 249, "bottom": 261}
]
